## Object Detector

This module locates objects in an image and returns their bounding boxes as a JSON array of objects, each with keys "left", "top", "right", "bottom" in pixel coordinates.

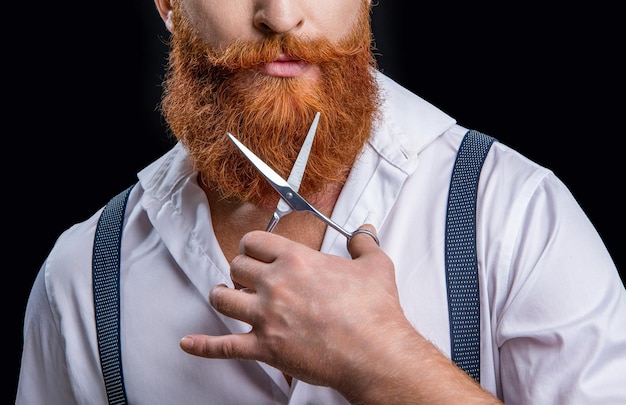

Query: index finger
[{"left": 179, "top": 332, "right": 259, "bottom": 361}]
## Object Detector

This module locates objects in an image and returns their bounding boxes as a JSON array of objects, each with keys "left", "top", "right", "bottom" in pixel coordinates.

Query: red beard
[{"left": 160, "top": 2, "right": 381, "bottom": 208}]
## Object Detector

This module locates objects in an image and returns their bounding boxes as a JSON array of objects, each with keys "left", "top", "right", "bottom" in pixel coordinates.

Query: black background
[{"left": 8, "top": 1, "right": 623, "bottom": 402}]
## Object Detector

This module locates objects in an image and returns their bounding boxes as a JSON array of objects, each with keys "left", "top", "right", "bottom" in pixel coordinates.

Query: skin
[{"left": 153, "top": 0, "right": 503, "bottom": 403}]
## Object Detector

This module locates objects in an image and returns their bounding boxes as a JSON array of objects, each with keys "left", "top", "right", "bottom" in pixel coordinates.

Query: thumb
[{"left": 347, "top": 224, "right": 380, "bottom": 259}]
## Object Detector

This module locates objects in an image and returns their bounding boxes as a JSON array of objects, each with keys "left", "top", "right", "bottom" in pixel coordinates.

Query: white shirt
[{"left": 17, "top": 72, "right": 626, "bottom": 404}]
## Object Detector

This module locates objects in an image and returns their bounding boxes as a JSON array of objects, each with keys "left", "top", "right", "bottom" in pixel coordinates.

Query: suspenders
[
  {"left": 92, "top": 130, "right": 496, "bottom": 403},
  {"left": 93, "top": 183, "right": 135, "bottom": 405},
  {"left": 445, "top": 130, "right": 496, "bottom": 382}
]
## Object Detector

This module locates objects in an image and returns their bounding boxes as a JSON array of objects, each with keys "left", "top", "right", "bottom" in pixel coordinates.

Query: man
[{"left": 17, "top": 0, "right": 626, "bottom": 404}]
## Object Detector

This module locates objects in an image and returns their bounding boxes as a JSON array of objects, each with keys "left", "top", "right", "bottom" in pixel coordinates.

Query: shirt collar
[{"left": 368, "top": 71, "right": 456, "bottom": 175}]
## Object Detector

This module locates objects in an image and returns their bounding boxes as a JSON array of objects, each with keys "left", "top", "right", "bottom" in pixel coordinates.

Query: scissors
[
  {"left": 265, "top": 112, "right": 320, "bottom": 232},
  {"left": 226, "top": 124, "right": 380, "bottom": 248}
]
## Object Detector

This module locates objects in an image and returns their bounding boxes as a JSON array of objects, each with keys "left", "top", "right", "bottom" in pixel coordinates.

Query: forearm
[{"left": 336, "top": 322, "right": 502, "bottom": 405}]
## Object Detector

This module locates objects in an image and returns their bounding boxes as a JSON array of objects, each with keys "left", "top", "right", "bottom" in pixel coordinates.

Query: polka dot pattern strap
[
  {"left": 445, "top": 130, "right": 496, "bottom": 383},
  {"left": 92, "top": 184, "right": 134, "bottom": 405}
]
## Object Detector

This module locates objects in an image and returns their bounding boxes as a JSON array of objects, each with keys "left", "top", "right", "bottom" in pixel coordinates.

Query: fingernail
[{"left": 179, "top": 336, "right": 194, "bottom": 350}]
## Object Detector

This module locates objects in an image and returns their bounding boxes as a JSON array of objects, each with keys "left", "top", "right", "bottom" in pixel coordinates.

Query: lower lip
[{"left": 258, "top": 60, "right": 308, "bottom": 78}]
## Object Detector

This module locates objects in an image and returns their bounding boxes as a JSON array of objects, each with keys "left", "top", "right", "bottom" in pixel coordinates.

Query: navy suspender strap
[
  {"left": 91, "top": 130, "right": 495, "bottom": 402},
  {"left": 93, "top": 184, "right": 134, "bottom": 405},
  {"left": 445, "top": 130, "right": 496, "bottom": 382}
]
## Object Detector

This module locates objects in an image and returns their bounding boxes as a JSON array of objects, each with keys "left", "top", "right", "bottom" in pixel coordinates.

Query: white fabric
[{"left": 17, "top": 72, "right": 626, "bottom": 404}]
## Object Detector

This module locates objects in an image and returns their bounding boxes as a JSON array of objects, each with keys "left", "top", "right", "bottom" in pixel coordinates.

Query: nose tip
[{"left": 253, "top": 1, "right": 304, "bottom": 35}]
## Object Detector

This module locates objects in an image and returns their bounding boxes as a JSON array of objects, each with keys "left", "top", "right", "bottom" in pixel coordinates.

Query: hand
[{"left": 180, "top": 226, "right": 399, "bottom": 380}]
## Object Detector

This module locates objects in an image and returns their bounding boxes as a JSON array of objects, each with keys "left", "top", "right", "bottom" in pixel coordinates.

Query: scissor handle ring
[{"left": 346, "top": 229, "right": 380, "bottom": 249}]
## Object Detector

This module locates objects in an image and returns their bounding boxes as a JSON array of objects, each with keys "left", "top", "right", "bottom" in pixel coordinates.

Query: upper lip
[{"left": 275, "top": 54, "right": 296, "bottom": 62}]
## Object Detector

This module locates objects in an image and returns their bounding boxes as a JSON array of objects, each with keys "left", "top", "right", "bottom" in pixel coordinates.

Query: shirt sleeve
[
  {"left": 495, "top": 172, "right": 626, "bottom": 403},
  {"left": 16, "top": 263, "right": 79, "bottom": 405}
]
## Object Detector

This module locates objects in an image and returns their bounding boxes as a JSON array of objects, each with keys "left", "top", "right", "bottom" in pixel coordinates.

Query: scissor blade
[
  {"left": 227, "top": 132, "right": 293, "bottom": 191},
  {"left": 227, "top": 132, "right": 322, "bottom": 217},
  {"left": 227, "top": 131, "right": 354, "bottom": 240},
  {"left": 275, "top": 112, "right": 320, "bottom": 215},
  {"left": 286, "top": 112, "right": 319, "bottom": 190}
]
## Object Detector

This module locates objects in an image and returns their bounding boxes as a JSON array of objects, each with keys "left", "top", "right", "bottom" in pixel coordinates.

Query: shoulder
[
  {"left": 42, "top": 207, "right": 105, "bottom": 300},
  {"left": 43, "top": 184, "right": 143, "bottom": 301}
]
